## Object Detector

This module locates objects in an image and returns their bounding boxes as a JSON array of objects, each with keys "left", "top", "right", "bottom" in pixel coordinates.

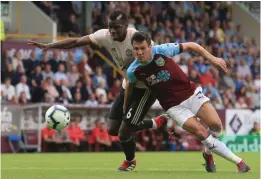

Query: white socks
[
  {"left": 204, "top": 129, "right": 222, "bottom": 155},
  {"left": 151, "top": 118, "right": 157, "bottom": 129},
  {"left": 201, "top": 135, "right": 242, "bottom": 164}
]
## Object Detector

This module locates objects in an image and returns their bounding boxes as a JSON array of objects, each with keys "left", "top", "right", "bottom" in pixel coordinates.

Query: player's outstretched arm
[
  {"left": 181, "top": 42, "right": 228, "bottom": 73},
  {"left": 27, "top": 35, "right": 93, "bottom": 51}
]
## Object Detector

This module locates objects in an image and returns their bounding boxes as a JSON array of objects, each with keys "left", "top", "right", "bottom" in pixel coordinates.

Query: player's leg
[
  {"left": 189, "top": 87, "right": 221, "bottom": 171},
  {"left": 196, "top": 101, "right": 223, "bottom": 171},
  {"left": 117, "top": 121, "right": 137, "bottom": 171},
  {"left": 107, "top": 88, "right": 125, "bottom": 136},
  {"left": 117, "top": 88, "right": 157, "bottom": 171},
  {"left": 167, "top": 107, "right": 250, "bottom": 173}
]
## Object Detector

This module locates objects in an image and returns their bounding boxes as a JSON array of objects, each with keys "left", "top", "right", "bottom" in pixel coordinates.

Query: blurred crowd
[
  {"left": 2, "top": 2, "right": 260, "bottom": 110},
  {"left": 41, "top": 117, "right": 194, "bottom": 152},
  {"left": 1, "top": 1, "right": 260, "bottom": 152}
]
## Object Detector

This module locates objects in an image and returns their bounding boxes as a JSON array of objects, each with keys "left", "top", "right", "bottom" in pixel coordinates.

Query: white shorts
[{"left": 166, "top": 87, "right": 210, "bottom": 127}]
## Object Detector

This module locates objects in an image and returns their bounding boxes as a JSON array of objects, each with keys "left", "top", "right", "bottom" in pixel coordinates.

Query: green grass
[{"left": 2, "top": 152, "right": 260, "bottom": 179}]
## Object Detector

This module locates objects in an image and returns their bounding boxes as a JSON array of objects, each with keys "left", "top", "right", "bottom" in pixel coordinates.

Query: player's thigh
[
  {"left": 196, "top": 102, "right": 223, "bottom": 131},
  {"left": 188, "top": 87, "right": 222, "bottom": 131},
  {"left": 182, "top": 116, "right": 209, "bottom": 141},
  {"left": 123, "top": 88, "right": 156, "bottom": 126},
  {"left": 108, "top": 88, "right": 124, "bottom": 135},
  {"left": 166, "top": 105, "right": 195, "bottom": 127}
]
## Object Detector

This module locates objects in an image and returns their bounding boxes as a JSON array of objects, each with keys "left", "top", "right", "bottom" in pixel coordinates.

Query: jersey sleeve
[
  {"left": 127, "top": 63, "right": 137, "bottom": 83},
  {"left": 152, "top": 43, "right": 183, "bottom": 58},
  {"left": 88, "top": 29, "right": 108, "bottom": 47}
]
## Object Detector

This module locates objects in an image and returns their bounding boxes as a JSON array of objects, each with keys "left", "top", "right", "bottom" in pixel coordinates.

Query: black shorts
[{"left": 109, "top": 87, "right": 156, "bottom": 125}]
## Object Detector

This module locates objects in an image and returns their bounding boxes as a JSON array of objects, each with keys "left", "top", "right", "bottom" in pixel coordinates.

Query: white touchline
[{"left": 1, "top": 167, "right": 234, "bottom": 172}]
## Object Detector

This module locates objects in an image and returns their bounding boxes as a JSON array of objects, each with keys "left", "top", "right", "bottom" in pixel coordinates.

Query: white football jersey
[{"left": 89, "top": 28, "right": 147, "bottom": 89}]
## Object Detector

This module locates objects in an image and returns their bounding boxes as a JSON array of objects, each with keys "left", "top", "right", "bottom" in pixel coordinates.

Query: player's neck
[{"left": 116, "top": 31, "right": 127, "bottom": 42}]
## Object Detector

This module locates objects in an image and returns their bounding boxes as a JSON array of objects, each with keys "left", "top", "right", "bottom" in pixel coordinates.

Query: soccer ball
[{"left": 45, "top": 105, "right": 71, "bottom": 130}]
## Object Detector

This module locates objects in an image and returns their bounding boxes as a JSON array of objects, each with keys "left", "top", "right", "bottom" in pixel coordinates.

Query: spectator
[
  {"left": 15, "top": 75, "right": 31, "bottom": 101},
  {"left": 31, "top": 65, "right": 43, "bottom": 86},
  {"left": 18, "top": 92, "right": 28, "bottom": 105},
  {"left": 85, "top": 93, "right": 98, "bottom": 106},
  {"left": 235, "top": 97, "right": 248, "bottom": 109},
  {"left": 73, "top": 91, "right": 83, "bottom": 104},
  {"left": 194, "top": 57, "right": 209, "bottom": 74},
  {"left": 1, "top": 78, "right": 16, "bottom": 101},
  {"left": 237, "top": 59, "right": 252, "bottom": 78},
  {"left": 54, "top": 129, "right": 71, "bottom": 152},
  {"left": 12, "top": 51, "right": 25, "bottom": 73},
  {"left": 42, "top": 64, "right": 54, "bottom": 80},
  {"left": 67, "top": 64, "right": 80, "bottom": 87},
  {"left": 54, "top": 64, "right": 68, "bottom": 83},
  {"left": 107, "top": 79, "right": 121, "bottom": 103},
  {"left": 46, "top": 77, "right": 59, "bottom": 102},
  {"left": 249, "top": 122, "right": 260, "bottom": 136},
  {"left": 221, "top": 69, "right": 236, "bottom": 90},
  {"left": 95, "top": 81, "right": 108, "bottom": 104},
  {"left": 41, "top": 126, "right": 56, "bottom": 152},
  {"left": 200, "top": 69, "right": 216, "bottom": 86},
  {"left": 92, "top": 66, "right": 108, "bottom": 89},
  {"left": 66, "top": 119, "right": 84, "bottom": 151}
]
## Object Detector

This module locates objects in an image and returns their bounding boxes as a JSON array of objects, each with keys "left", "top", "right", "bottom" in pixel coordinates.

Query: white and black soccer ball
[{"left": 45, "top": 105, "right": 71, "bottom": 130}]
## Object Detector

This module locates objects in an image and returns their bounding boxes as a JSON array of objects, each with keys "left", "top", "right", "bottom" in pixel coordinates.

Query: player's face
[
  {"left": 133, "top": 40, "right": 152, "bottom": 64},
  {"left": 108, "top": 21, "right": 127, "bottom": 41}
]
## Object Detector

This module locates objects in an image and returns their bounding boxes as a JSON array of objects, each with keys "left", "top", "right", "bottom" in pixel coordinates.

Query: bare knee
[
  {"left": 209, "top": 120, "right": 223, "bottom": 132},
  {"left": 194, "top": 127, "right": 209, "bottom": 141}
]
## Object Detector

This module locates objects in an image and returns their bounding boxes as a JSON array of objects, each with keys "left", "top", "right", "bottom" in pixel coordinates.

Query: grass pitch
[{"left": 2, "top": 152, "right": 260, "bottom": 179}]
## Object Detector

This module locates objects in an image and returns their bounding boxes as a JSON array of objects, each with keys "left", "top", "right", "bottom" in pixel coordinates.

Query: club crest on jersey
[
  {"left": 125, "top": 49, "right": 133, "bottom": 57},
  {"left": 155, "top": 57, "right": 165, "bottom": 66}
]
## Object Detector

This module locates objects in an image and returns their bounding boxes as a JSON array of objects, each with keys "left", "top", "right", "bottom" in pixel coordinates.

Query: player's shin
[
  {"left": 201, "top": 135, "right": 242, "bottom": 164},
  {"left": 120, "top": 135, "right": 136, "bottom": 161},
  {"left": 204, "top": 128, "right": 222, "bottom": 155}
]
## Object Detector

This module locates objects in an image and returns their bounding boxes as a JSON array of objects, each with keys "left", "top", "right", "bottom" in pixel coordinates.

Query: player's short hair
[
  {"left": 109, "top": 9, "right": 128, "bottom": 22},
  {"left": 131, "top": 31, "right": 151, "bottom": 46}
]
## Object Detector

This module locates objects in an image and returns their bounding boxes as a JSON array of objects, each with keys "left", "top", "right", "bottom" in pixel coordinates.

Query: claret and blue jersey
[{"left": 127, "top": 43, "right": 196, "bottom": 111}]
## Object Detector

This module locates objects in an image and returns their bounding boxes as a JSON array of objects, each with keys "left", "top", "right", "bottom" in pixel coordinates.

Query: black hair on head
[
  {"left": 131, "top": 31, "right": 151, "bottom": 46},
  {"left": 109, "top": 9, "right": 128, "bottom": 22}
]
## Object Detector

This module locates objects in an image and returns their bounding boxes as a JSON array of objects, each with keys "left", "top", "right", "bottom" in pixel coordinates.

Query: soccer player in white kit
[{"left": 27, "top": 10, "right": 169, "bottom": 171}]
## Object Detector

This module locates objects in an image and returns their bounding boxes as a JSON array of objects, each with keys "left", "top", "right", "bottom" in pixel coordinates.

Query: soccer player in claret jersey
[
  {"left": 27, "top": 10, "right": 170, "bottom": 171},
  {"left": 126, "top": 31, "right": 250, "bottom": 173}
]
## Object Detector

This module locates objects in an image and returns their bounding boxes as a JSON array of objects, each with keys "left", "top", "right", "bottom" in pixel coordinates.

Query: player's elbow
[{"left": 182, "top": 42, "right": 200, "bottom": 52}]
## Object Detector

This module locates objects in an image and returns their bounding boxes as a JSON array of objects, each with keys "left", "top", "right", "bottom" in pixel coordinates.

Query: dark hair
[
  {"left": 109, "top": 9, "right": 128, "bottom": 22},
  {"left": 131, "top": 31, "right": 151, "bottom": 46}
]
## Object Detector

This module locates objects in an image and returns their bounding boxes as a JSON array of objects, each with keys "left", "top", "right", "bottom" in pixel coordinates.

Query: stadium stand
[{"left": 1, "top": 2, "right": 260, "bottom": 152}]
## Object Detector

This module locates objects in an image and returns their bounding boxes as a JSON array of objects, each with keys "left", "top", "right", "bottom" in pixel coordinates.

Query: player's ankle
[{"left": 126, "top": 157, "right": 135, "bottom": 162}]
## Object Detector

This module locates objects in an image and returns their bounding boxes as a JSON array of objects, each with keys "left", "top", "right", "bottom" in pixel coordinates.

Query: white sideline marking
[{"left": 1, "top": 167, "right": 233, "bottom": 172}]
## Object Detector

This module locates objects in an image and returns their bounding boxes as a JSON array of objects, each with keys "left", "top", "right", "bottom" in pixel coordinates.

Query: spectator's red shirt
[
  {"left": 41, "top": 127, "right": 55, "bottom": 139},
  {"left": 200, "top": 75, "right": 216, "bottom": 86},
  {"left": 98, "top": 129, "right": 109, "bottom": 141},
  {"left": 66, "top": 126, "right": 84, "bottom": 143},
  {"left": 110, "top": 135, "right": 120, "bottom": 142},
  {"left": 88, "top": 127, "right": 100, "bottom": 144}
]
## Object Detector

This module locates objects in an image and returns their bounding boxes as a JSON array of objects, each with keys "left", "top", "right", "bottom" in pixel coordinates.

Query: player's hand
[
  {"left": 27, "top": 40, "right": 49, "bottom": 51},
  {"left": 210, "top": 57, "right": 228, "bottom": 73}
]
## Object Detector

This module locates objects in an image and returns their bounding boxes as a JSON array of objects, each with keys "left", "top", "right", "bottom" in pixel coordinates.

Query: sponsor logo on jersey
[
  {"left": 146, "top": 74, "right": 160, "bottom": 85},
  {"left": 125, "top": 49, "right": 133, "bottom": 57},
  {"left": 155, "top": 57, "right": 165, "bottom": 66}
]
